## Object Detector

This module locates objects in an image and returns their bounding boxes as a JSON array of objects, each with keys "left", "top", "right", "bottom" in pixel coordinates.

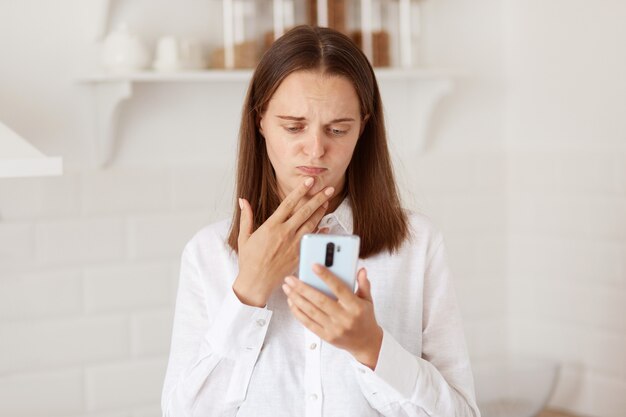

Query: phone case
[{"left": 298, "top": 234, "right": 360, "bottom": 298}]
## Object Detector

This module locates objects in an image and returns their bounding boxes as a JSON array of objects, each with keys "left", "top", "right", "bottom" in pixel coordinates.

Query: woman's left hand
[{"left": 282, "top": 265, "right": 383, "bottom": 370}]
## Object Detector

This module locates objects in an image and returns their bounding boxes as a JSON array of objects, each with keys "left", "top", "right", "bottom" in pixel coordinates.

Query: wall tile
[
  {"left": 85, "top": 358, "right": 167, "bottom": 412},
  {"left": 0, "top": 268, "right": 82, "bottom": 320},
  {"left": 0, "top": 174, "right": 80, "bottom": 220},
  {"left": 585, "top": 332, "right": 626, "bottom": 379},
  {"left": 127, "top": 211, "right": 211, "bottom": 260},
  {"left": 84, "top": 262, "right": 172, "bottom": 314},
  {"left": 549, "top": 363, "right": 594, "bottom": 416},
  {"left": 170, "top": 163, "right": 235, "bottom": 216},
  {"left": 130, "top": 309, "right": 174, "bottom": 357},
  {"left": 0, "top": 315, "right": 129, "bottom": 374},
  {"left": 81, "top": 167, "right": 170, "bottom": 215},
  {"left": 36, "top": 218, "right": 126, "bottom": 265},
  {"left": 589, "top": 373, "right": 626, "bottom": 417},
  {"left": 464, "top": 318, "right": 507, "bottom": 359},
  {"left": 557, "top": 152, "right": 618, "bottom": 195},
  {"left": 0, "top": 369, "right": 84, "bottom": 417},
  {"left": 508, "top": 152, "right": 560, "bottom": 193},
  {"left": 0, "top": 222, "right": 35, "bottom": 262}
]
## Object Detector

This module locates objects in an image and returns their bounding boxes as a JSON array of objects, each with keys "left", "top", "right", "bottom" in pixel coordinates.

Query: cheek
[{"left": 265, "top": 135, "right": 289, "bottom": 166}]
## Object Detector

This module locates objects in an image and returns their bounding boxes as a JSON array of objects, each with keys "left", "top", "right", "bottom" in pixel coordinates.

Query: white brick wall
[
  {"left": 505, "top": 8, "right": 626, "bottom": 416},
  {"left": 0, "top": 369, "right": 84, "bottom": 417},
  {"left": 0, "top": 315, "right": 129, "bottom": 374},
  {"left": 507, "top": 150, "right": 626, "bottom": 416},
  {"left": 0, "top": 269, "right": 82, "bottom": 320},
  {"left": 85, "top": 358, "right": 168, "bottom": 412},
  {"left": 84, "top": 263, "right": 173, "bottom": 313}
]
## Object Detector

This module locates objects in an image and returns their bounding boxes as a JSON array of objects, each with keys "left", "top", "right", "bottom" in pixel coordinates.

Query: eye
[
  {"left": 329, "top": 127, "right": 348, "bottom": 136},
  {"left": 284, "top": 125, "right": 303, "bottom": 133}
]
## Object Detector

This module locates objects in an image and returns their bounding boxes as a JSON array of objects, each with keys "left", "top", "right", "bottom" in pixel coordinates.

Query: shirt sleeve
[
  {"left": 161, "top": 243, "right": 273, "bottom": 417},
  {"left": 352, "top": 237, "right": 481, "bottom": 417}
]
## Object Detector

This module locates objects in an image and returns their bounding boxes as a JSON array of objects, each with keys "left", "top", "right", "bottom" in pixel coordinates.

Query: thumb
[
  {"left": 355, "top": 268, "right": 373, "bottom": 302},
  {"left": 238, "top": 198, "right": 253, "bottom": 247}
]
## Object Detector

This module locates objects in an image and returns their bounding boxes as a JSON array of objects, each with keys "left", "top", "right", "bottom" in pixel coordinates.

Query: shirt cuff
[
  {"left": 353, "top": 328, "right": 419, "bottom": 400},
  {"left": 205, "top": 286, "right": 273, "bottom": 360}
]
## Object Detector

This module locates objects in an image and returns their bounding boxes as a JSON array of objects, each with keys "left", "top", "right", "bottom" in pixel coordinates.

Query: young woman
[{"left": 162, "top": 25, "right": 481, "bottom": 417}]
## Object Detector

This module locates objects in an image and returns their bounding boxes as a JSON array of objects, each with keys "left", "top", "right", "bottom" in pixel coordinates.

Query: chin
[{"left": 308, "top": 181, "right": 328, "bottom": 196}]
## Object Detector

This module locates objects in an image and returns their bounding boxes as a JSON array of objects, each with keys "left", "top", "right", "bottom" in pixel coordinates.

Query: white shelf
[
  {"left": 78, "top": 68, "right": 460, "bottom": 83},
  {"left": 0, "top": 122, "right": 63, "bottom": 178},
  {"left": 78, "top": 68, "right": 457, "bottom": 167}
]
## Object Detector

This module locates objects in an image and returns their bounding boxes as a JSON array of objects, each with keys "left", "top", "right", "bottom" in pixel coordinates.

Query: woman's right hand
[{"left": 233, "top": 177, "right": 335, "bottom": 307}]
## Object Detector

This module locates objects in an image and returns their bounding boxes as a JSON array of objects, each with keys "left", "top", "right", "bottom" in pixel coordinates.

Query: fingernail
[
  {"left": 312, "top": 263, "right": 322, "bottom": 273},
  {"left": 324, "top": 187, "right": 334, "bottom": 196},
  {"left": 238, "top": 198, "right": 243, "bottom": 210},
  {"left": 285, "top": 276, "right": 295, "bottom": 286},
  {"left": 282, "top": 283, "right": 291, "bottom": 294},
  {"left": 287, "top": 298, "right": 293, "bottom": 306},
  {"left": 304, "top": 177, "right": 314, "bottom": 187}
]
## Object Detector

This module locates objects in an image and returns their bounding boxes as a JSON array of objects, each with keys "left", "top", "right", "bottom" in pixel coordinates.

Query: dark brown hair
[{"left": 227, "top": 25, "right": 408, "bottom": 258}]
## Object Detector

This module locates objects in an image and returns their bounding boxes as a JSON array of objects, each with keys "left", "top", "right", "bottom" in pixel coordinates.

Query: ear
[
  {"left": 359, "top": 114, "right": 370, "bottom": 136},
  {"left": 257, "top": 113, "right": 265, "bottom": 136}
]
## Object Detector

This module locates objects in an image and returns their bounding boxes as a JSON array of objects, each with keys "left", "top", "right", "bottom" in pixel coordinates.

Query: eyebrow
[{"left": 276, "top": 115, "right": 355, "bottom": 123}]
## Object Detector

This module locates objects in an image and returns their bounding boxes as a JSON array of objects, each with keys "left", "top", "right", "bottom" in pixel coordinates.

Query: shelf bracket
[
  {"left": 89, "top": 0, "right": 112, "bottom": 41},
  {"left": 90, "top": 81, "right": 132, "bottom": 167},
  {"left": 407, "top": 78, "right": 453, "bottom": 153}
]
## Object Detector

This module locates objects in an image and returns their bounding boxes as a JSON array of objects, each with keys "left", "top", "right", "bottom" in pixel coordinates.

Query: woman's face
[{"left": 259, "top": 70, "right": 362, "bottom": 202}]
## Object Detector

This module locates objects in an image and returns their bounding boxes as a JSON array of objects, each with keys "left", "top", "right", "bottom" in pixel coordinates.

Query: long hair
[{"left": 227, "top": 25, "right": 408, "bottom": 258}]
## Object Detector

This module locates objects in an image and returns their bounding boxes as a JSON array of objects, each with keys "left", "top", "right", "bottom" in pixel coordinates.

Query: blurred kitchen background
[{"left": 0, "top": 0, "right": 624, "bottom": 416}]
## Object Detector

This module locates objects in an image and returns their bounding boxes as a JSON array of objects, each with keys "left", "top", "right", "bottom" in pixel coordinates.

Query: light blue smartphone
[{"left": 298, "top": 234, "right": 360, "bottom": 299}]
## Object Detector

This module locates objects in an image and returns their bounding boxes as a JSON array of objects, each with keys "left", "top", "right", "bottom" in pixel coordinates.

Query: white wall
[{"left": 505, "top": 1, "right": 626, "bottom": 416}]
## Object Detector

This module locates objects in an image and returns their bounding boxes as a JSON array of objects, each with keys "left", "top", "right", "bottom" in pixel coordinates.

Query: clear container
[
  {"left": 345, "top": 0, "right": 422, "bottom": 68},
  {"left": 210, "top": 0, "right": 308, "bottom": 69}
]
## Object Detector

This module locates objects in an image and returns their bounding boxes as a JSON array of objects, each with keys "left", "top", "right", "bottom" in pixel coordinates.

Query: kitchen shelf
[
  {"left": 78, "top": 68, "right": 456, "bottom": 167},
  {"left": 0, "top": 122, "right": 63, "bottom": 178}
]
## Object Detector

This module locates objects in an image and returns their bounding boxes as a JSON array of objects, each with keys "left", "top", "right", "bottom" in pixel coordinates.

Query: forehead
[{"left": 266, "top": 70, "right": 361, "bottom": 116}]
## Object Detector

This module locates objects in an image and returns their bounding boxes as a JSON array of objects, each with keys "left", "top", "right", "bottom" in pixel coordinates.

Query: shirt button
[
  {"left": 309, "top": 393, "right": 318, "bottom": 401},
  {"left": 256, "top": 319, "right": 266, "bottom": 327},
  {"left": 309, "top": 343, "right": 317, "bottom": 350}
]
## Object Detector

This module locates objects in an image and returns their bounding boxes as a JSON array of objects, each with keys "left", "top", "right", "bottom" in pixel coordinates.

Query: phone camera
[{"left": 325, "top": 242, "right": 335, "bottom": 267}]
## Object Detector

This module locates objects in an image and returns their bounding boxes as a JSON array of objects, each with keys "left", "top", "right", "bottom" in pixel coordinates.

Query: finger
[
  {"left": 282, "top": 281, "right": 332, "bottom": 326},
  {"left": 295, "top": 201, "right": 329, "bottom": 238},
  {"left": 285, "top": 294, "right": 326, "bottom": 336},
  {"left": 288, "top": 186, "right": 334, "bottom": 231},
  {"left": 354, "top": 268, "right": 373, "bottom": 302},
  {"left": 311, "top": 264, "right": 356, "bottom": 305},
  {"left": 317, "top": 227, "right": 330, "bottom": 234},
  {"left": 284, "top": 276, "right": 343, "bottom": 317},
  {"left": 269, "top": 177, "right": 315, "bottom": 223},
  {"left": 237, "top": 198, "right": 253, "bottom": 247}
]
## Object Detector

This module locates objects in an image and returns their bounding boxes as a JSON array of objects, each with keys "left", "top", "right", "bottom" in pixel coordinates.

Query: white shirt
[{"left": 162, "top": 199, "right": 481, "bottom": 417}]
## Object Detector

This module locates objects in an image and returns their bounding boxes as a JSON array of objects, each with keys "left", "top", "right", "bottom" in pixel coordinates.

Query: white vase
[{"left": 101, "top": 23, "right": 150, "bottom": 73}]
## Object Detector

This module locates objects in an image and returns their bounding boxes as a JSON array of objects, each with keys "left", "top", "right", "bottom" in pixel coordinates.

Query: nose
[{"left": 303, "top": 129, "right": 326, "bottom": 158}]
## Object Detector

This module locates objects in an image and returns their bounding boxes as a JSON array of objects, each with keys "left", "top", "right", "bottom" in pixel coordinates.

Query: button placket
[{"left": 304, "top": 329, "right": 323, "bottom": 417}]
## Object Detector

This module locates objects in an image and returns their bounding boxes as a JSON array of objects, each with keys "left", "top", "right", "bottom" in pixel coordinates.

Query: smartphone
[{"left": 298, "top": 234, "right": 360, "bottom": 299}]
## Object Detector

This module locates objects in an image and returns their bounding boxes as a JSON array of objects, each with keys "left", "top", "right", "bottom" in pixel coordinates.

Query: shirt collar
[{"left": 320, "top": 197, "right": 353, "bottom": 235}]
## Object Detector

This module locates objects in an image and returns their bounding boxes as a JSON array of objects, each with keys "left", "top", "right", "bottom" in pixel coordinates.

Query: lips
[{"left": 297, "top": 166, "right": 327, "bottom": 175}]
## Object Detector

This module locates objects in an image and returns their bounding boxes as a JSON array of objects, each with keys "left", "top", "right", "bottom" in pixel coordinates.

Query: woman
[{"left": 162, "top": 25, "right": 480, "bottom": 417}]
